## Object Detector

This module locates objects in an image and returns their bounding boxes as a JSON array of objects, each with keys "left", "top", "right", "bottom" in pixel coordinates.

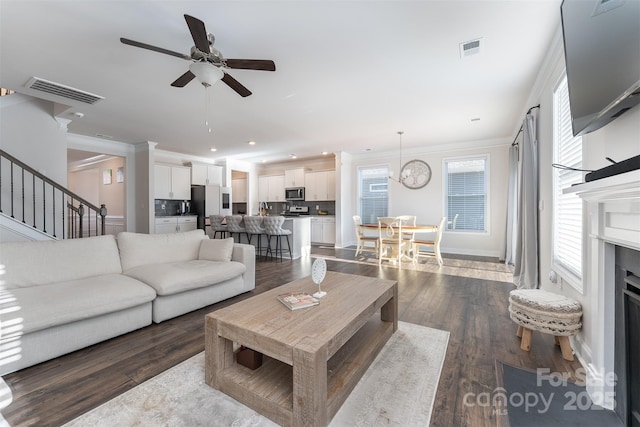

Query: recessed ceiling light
[
  {"left": 321, "top": 151, "right": 329, "bottom": 155},
  {"left": 72, "top": 111, "right": 84, "bottom": 118},
  {"left": 261, "top": 159, "right": 266, "bottom": 163},
  {"left": 248, "top": 141, "right": 256, "bottom": 145},
  {"left": 210, "top": 148, "right": 217, "bottom": 152},
  {"left": 95, "top": 134, "right": 113, "bottom": 139},
  {"left": 364, "top": 148, "right": 372, "bottom": 152},
  {"left": 290, "top": 154, "right": 297, "bottom": 159},
  {"left": 471, "top": 118, "right": 480, "bottom": 122}
]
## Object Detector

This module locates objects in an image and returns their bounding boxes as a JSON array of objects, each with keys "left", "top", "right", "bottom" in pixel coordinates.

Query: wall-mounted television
[{"left": 560, "top": 0, "right": 640, "bottom": 136}]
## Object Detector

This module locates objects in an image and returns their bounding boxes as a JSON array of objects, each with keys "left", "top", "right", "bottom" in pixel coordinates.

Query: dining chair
[
  {"left": 447, "top": 213, "right": 459, "bottom": 230},
  {"left": 209, "top": 215, "right": 228, "bottom": 239},
  {"left": 412, "top": 216, "right": 446, "bottom": 266},
  {"left": 377, "top": 216, "right": 407, "bottom": 266},
  {"left": 397, "top": 215, "right": 416, "bottom": 259},
  {"left": 353, "top": 215, "right": 378, "bottom": 257}
]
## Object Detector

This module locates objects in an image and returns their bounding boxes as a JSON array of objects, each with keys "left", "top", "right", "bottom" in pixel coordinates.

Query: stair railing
[{"left": 0, "top": 149, "right": 107, "bottom": 239}]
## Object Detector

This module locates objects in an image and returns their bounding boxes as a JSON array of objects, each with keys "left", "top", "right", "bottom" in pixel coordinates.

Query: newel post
[{"left": 99, "top": 204, "right": 107, "bottom": 235}]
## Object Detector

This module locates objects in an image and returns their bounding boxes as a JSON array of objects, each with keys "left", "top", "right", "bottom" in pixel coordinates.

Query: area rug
[
  {"left": 64, "top": 321, "right": 449, "bottom": 427},
  {"left": 315, "top": 250, "right": 514, "bottom": 284},
  {"left": 495, "top": 361, "right": 622, "bottom": 427}
]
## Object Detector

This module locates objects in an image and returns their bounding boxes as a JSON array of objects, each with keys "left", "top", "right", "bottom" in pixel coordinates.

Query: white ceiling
[{"left": 0, "top": 1, "right": 561, "bottom": 164}]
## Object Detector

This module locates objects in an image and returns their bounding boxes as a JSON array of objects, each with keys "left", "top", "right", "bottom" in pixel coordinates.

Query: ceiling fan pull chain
[{"left": 205, "top": 86, "right": 213, "bottom": 133}]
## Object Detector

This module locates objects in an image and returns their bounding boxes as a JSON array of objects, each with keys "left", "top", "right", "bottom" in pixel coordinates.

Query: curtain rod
[{"left": 511, "top": 104, "right": 541, "bottom": 146}]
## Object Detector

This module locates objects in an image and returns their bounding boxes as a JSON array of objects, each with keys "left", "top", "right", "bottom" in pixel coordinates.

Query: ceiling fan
[{"left": 120, "top": 14, "right": 275, "bottom": 97}]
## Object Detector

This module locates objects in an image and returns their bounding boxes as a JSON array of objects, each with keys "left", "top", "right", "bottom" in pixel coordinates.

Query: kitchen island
[
  {"left": 281, "top": 216, "right": 311, "bottom": 259},
  {"left": 237, "top": 216, "right": 311, "bottom": 260}
]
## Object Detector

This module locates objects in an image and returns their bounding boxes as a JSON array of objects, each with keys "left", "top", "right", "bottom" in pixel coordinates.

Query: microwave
[{"left": 285, "top": 187, "right": 305, "bottom": 201}]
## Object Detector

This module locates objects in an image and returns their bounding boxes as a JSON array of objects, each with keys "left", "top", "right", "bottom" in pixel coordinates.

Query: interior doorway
[
  {"left": 231, "top": 170, "right": 248, "bottom": 215},
  {"left": 67, "top": 149, "right": 127, "bottom": 235}
]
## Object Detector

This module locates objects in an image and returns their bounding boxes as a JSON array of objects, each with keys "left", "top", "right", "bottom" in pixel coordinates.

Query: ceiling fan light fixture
[{"left": 189, "top": 62, "right": 224, "bottom": 87}]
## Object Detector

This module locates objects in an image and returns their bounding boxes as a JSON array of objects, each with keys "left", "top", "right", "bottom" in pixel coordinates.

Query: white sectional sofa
[{"left": 0, "top": 229, "right": 255, "bottom": 375}]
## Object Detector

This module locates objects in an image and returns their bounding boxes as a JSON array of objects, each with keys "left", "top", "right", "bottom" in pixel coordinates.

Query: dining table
[
  {"left": 360, "top": 222, "right": 439, "bottom": 263},
  {"left": 359, "top": 223, "right": 438, "bottom": 233}
]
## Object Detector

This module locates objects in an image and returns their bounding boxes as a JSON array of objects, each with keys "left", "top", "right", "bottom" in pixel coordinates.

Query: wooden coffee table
[{"left": 205, "top": 271, "right": 397, "bottom": 427}]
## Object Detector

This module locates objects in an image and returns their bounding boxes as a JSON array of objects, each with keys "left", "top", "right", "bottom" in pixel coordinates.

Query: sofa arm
[{"left": 232, "top": 243, "right": 255, "bottom": 291}]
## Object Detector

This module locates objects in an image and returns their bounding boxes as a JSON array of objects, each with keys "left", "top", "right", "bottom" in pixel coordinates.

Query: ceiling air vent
[
  {"left": 459, "top": 38, "right": 483, "bottom": 59},
  {"left": 25, "top": 77, "right": 104, "bottom": 105}
]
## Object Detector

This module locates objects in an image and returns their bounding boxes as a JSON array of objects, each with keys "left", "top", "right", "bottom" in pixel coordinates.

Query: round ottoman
[{"left": 508, "top": 289, "right": 582, "bottom": 361}]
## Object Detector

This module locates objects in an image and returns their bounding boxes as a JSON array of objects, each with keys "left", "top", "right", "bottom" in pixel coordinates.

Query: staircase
[{"left": 0, "top": 149, "right": 107, "bottom": 241}]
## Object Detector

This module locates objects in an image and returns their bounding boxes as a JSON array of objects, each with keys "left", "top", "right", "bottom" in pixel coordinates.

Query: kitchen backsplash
[
  {"left": 261, "top": 201, "right": 335, "bottom": 216},
  {"left": 155, "top": 199, "right": 191, "bottom": 216}
]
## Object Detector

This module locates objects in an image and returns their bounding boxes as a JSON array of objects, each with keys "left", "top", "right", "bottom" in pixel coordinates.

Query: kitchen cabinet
[
  {"left": 305, "top": 170, "right": 336, "bottom": 201},
  {"left": 154, "top": 216, "right": 197, "bottom": 234},
  {"left": 310, "top": 216, "right": 336, "bottom": 244},
  {"left": 284, "top": 168, "right": 306, "bottom": 188},
  {"left": 232, "top": 178, "right": 247, "bottom": 203},
  {"left": 189, "top": 163, "right": 223, "bottom": 186},
  {"left": 155, "top": 164, "right": 191, "bottom": 200},
  {"left": 258, "top": 174, "right": 285, "bottom": 202},
  {"left": 178, "top": 216, "right": 197, "bottom": 232}
]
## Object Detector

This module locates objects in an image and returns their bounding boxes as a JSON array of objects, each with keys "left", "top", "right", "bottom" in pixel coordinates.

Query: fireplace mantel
[
  {"left": 567, "top": 169, "right": 640, "bottom": 251},
  {"left": 566, "top": 169, "right": 640, "bottom": 201},
  {"left": 566, "top": 168, "right": 640, "bottom": 410}
]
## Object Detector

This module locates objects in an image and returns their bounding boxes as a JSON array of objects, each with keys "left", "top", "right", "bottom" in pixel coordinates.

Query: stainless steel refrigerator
[{"left": 190, "top": 185, "right": 232, "bottom": 230}]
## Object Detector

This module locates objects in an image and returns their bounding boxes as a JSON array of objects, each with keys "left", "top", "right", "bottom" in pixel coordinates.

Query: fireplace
[
  {"left": 568, "top": 169, "right": 640, "bottom": 421},
  {"left": 615, "top": 246, "right": 640, "bottom": 425}
]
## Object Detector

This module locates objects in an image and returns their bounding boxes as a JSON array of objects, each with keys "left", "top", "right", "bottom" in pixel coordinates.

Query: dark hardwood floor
[{"left": 1, "top": 247, "right": 582, "bottom": 426}]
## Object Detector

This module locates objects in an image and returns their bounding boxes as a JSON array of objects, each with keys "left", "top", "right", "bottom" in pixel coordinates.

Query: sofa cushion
[
  {"left": 117, "top": 230, "right": 207, "bottom": 271},
  {"left": 2, "top": 274, "right": 156, "bottom": 335},
  {"left": 123, "top": 260, "right": 246, "bottom": 296},
  {"left": 199, "top": 238, "right": 234, "bottom": 262},
  {"left": 0, "top": 235, "right": 123, "bottom": 289}
]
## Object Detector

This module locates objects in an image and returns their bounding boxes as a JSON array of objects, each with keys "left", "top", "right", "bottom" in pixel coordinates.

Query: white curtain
[
  {"left": 505, "top": 143, "right": 519, "bottom": 265},
  {"left": 513, "top": 113, "right": 539, "bottom": 289}
]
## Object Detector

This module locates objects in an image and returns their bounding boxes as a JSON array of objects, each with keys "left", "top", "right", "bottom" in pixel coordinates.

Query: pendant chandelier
[{"left": 389, "top": 131, "right": 410, "bottom": 183}]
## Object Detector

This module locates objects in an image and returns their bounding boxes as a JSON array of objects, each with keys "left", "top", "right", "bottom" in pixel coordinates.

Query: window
[
  {"left": 444, "top": 156, "right": 488, "bottom": 232},
  {"left": 358, "top": 166, "right": 389, "bottom": 224},
  {"left": 553, "top": 74, "right": 583, "bottom": 289}
]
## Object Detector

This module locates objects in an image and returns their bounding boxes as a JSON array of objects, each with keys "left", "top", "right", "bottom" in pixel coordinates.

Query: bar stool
[
  {"left": 243, "top": 216, "right": 266, "bottom": 257},
  {"left": 225, "top": 215, "right": 248, "bottom": 243},
  {"left": 263, "top": 216, "right": 292, "bottom": 262},
  {"left": 209, "top": 215, "right": 228, "bottom": 239}
]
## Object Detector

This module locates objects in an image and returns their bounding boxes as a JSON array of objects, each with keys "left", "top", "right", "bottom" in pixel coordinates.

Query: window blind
[
  {"left": 553, "top": 75, "right": 583, "bottom": 279},
  {"left": 358, "top": 166, "right": 389, "bottom": 224},
  {"left": 445, "top": 158, "right": 487, "bottom": 231}
]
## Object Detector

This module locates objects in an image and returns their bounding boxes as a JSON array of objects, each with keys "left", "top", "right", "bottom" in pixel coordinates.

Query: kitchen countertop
[{"left": 155, "top": 214, "right": 198, "bottom": 218}]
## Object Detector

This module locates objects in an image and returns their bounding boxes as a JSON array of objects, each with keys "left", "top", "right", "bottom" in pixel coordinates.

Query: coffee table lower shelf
[{"left": 215, "top": 317, "right": 394, "bottom": 426}]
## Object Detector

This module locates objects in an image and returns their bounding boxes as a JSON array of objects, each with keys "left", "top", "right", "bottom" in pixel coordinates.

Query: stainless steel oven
[{"left": 285, "top": 187, "right": 305, "bottom": 201}]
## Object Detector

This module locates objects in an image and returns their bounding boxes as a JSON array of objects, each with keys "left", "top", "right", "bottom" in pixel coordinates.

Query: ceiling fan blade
[
  {"left": 184, "top": 14, "right": 210, "bottom": 54},
  {"left": 222, "top": 73, "right": 252, "bottom": 97},
  {"left": 171, "top": 70, "right": 196, "bottom": 87},
  {"left": 120, "top": 38, "right": 191, "bottom": 60},
  {"left": 225, "top": 59, "right": 276, "bottom": 72}
]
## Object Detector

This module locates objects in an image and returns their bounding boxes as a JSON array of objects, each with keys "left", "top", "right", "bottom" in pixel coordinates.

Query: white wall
[
  {"left": 526, "top": 24, "right": 640, "bottom": 370},
  {"left": 0, "top": 94, "right": 68, "bottom": 184},
  {"left": 350, "top": 141, "right": 510, "bottom": 258}
]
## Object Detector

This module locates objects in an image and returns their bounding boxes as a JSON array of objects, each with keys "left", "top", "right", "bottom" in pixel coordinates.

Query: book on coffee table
[{"left": 277, "top": 292, "right": 319, "bottom": 310}]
